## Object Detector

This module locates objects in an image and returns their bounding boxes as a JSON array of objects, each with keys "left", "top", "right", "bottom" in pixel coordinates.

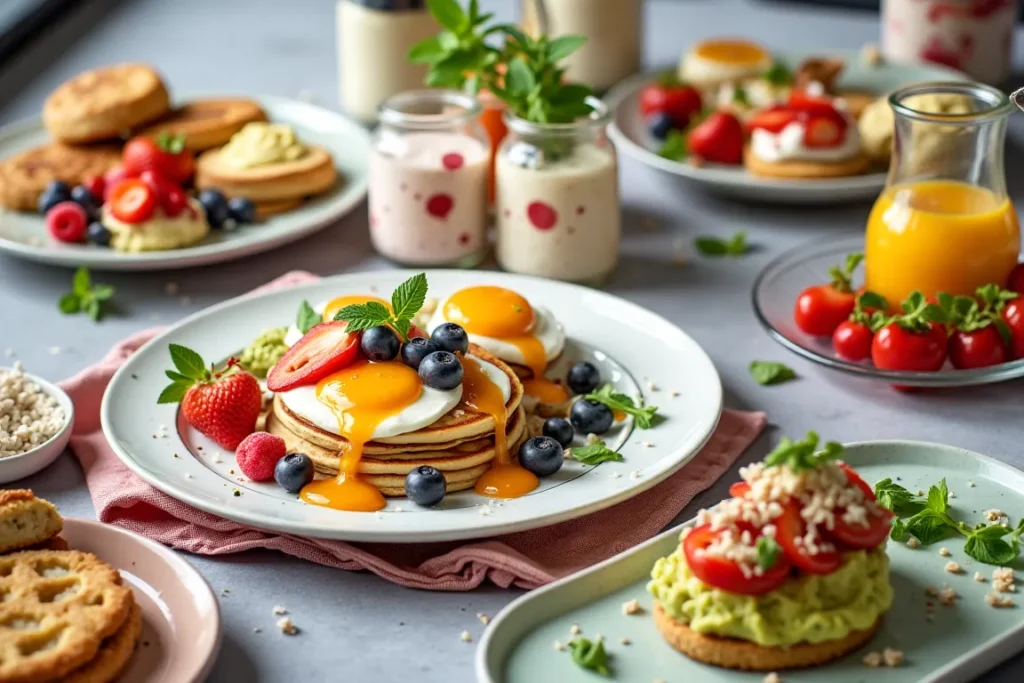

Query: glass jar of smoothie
[
  {"left": 369, "top": 90, "right": 489, "bottom": 267},
  {"left": 495, "top": 98, "right": 620, "bottom": 284},
  {"left": 520, "top": 0, "right": 644, "bottom": 92},
  {"left": 336, "top": 0, "right": 437, "bottom": 124},
  {"left": 865, "top": 82, "right": 1019, "bottom": 306}
]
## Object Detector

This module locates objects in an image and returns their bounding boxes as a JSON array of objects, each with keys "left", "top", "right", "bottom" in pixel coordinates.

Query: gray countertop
[{"left": 1, "top": 0, "right": 1023, "bottom": 680}]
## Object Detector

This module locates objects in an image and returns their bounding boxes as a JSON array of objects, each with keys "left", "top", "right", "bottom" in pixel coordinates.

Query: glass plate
[{"left": 752, "top": 235, "right": 1024, "bottom": 387}]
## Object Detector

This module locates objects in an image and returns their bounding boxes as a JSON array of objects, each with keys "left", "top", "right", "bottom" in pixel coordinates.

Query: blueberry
[
  {"left": 86, "top": 221, "right": 111, "bottom": 247},
  {"left": 405, "top": 465, "right": 446, "bottom": 506},
  {"left": 519, "top": 436, "right": 564, "bottom": 477},
  {"left": 542, "top": 417, "right": 574, "bottom": 448},
  {"left": 361, "top": 325, "right": 400, "bottom": 361},
  {"left": 70, "top": 185, "right": 101, "bottom": 219},
  {"left": 567, "top": 361, "right": 601, "bottom": 395},
  {"left": 647, "top": 112, "right": 676, "bottom": 141},
  {"left": 570, "top": 399, "right": 614, "bottom": 434},
  {"left": 430, "top": 322, "right": 469, "bottom": 355},
  {"left": 198, "top": 189, "right": 230, "bottom": 228},
  {"left": 37, "top": 181, "right": 71, "bottom": 214},
  {"left": 274, "top": 452, "right": 314, "bottom": 493},
  {"left": 418, "top": 350, "right": 463, "bottom": 391},
  {"left": 227, "top": 196, "right": 257, "bottom": 224},
  {"left": 400, "top": 336, "right": 439, "bottom": 370}
]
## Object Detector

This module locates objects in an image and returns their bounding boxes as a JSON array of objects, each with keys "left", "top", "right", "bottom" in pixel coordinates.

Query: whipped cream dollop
[{"left": 751, "top": 118, "right": 862, "bottom": 163}]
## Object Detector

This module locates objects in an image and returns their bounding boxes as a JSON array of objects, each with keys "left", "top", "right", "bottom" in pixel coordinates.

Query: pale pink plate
[{"left": 61, "top": 518, "right": 221, "bottom": 682}]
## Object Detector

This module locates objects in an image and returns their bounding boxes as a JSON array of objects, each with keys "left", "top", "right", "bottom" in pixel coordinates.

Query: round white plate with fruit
[
  {"left": 0, "top": 94, "right": 369, "bottom": 271},
  {"left": 100, "top": 270, "right": 722, "bottom": 542},
  {"left": 605, "top": 45, "right": 967, "bottom": 204}
]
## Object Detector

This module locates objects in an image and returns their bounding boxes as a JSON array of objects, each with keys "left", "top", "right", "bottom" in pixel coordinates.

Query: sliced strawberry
[
  {"left": 788, "top": 88, "right": 840, "bottom": 116},
  {"left": 803, "top": 115, "right": 847, "bottom": 148},
  {"left": 266, "top": 321, "right": 360, "bottom": 392},
  {"left": 687, "top": 111, "right": 744, "bottom": 165},
  {"left": 747, "top": 106, "right": 799, "bottom": 134}
]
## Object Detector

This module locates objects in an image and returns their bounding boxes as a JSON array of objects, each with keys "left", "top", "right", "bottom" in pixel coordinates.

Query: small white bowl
[{"left": 0, "top": 368, "right": 74, "bottom": 484}]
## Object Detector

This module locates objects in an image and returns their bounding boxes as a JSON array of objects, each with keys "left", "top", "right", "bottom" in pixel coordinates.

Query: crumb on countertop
[
  {"left": 622, "top": 599, "right": 645, "bottom": 616},
  {"left": 276, "top": 617, "right": 297, "bottom": 635}
]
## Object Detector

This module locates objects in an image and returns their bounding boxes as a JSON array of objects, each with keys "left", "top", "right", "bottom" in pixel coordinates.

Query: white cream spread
[{"left": 751, "top": 119, "right": 861, "bottom": 163}]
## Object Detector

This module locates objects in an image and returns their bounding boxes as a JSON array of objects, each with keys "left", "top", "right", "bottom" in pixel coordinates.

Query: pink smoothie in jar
[
  {"left": 369, "top": 90, "right": 489, "bottom": 267},
  {"left": 882, "top": 0, "right": 1018, "bottom": 84}
]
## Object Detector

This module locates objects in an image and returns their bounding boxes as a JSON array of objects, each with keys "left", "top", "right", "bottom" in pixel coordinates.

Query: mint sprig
[
  {"left": 764, "top": 431, "right": 843, "bottom": 472},
  {"left": 657, "top": 129, "right": 687, "bottom": 161},
  {"left": 749, "top": 360, "right": 796, "bottom": 386},
  {"left": 584, "top": 384, "right": 660, "bottom": 429},
  {"left": 695, "top": 231, "right": 748, "bottom": 257},
  {"left": 158, "top": 344, "right": 218, "bottom": 404},
  {"left": 763, "top": 61, "right": 794, "bottom": 86},
  {"left": 296, "top": 300, "right": 320, "bottom": 335},
  {"left": 876, "top": 477, "right": 1024, "bottom": 566},
  {"left": 568, "top": 637, "right": 611, "bottom": 677},
  {"left": 756, "top": 536, "right": 781, "bottom": 569},
  {"left": 888, "top": 290, "right": 947, "bottom": 333},
  {"left": 58, "top": 267, "right": 115, "bottom": 322},
  {"left": 155, "top": 131, "right": 186, "bottom": 155},
  {"left": 571, "top": 440, "right": 624, "bottom": 465},
  {"left": 940, "top": 284, "right": 1018, "bottom": 342},
  {"left": 333, "top": 273, "right": 427, "bottom": 341}
]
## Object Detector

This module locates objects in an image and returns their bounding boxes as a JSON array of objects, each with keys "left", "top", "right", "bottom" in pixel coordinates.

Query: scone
[
  {"left": 195, "top": 144, "right": 337, "bottom": 202},
  {"left": 135, "top": 98, "right": 268, "bottom": 151},
  {"left": 43, "top": 63, "right": 170, "bottom": 143},
  {"left": 0, "top": 489, "right": 63, "bottom": 553},
  {"left": 0, "top": 143, "right": 121, "bottom": 211}
]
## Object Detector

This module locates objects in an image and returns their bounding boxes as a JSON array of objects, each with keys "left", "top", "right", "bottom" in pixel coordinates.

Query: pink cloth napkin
[{"left": 61, "top": 271, "right": 766, "bottom": 590}]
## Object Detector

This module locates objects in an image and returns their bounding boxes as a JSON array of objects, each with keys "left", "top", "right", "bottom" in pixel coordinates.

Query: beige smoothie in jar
[
  {"left": 369, "top": 90, "right": 489, "bottom": 267},
  {"left": 496, "top": 100, "right": 620, "bottom": 283}
]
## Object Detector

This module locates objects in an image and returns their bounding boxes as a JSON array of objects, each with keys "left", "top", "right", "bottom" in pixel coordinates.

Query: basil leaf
[
  {"left": 505, "top": 57, "right": 536, "bottom": 98},
  {"left": 749, "top": 361, "right": 797, "bottom": 386},
  {"left": 407, "top": 36, "right": 448, "bottom": 64},
  {"left": 545, "top": 34, "right": 587, "bottom": 62},
  {"left": 426, "top": 0, "right": 465, "bottom": 32},
  {"left": 756, "top": 536, "right": 781, "bottom": 569},
  {"left": 571, "top": 442, "right": 624, "bottom": 465},
  {"left": 657, "top": 130, "right": 687, "bottom": 161},
  {"left": 695, "top": 232, "right": 748, "bottom": 257},
  {"left": 296, "top": 300, "right": 320, "bottom": 334}
]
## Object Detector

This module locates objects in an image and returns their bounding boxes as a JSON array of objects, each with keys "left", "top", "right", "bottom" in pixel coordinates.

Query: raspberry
[{"left": 235, "top": 432, "right": 286, "bottom": 482}]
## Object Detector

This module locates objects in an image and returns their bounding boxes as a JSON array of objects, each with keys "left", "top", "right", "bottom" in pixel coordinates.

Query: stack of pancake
[{"left": 265, "top": 346, "right": 527, "bottom": 496}]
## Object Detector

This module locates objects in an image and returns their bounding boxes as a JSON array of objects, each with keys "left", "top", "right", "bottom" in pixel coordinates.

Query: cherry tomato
[
  {"left": 639, "top": 79, "right": 703, "bottom": 126},
  {"left": 747, "top": 106, "right": 799, "bottom": 134},
  {"left": 122, "top": 135, "right": 195, "bottom": 184},
  {"left": 729, "top": 482, "right": 750, "bottom": 498},
  {"left": 871, "top": 322, "right": 947, "bottom": 372},
  {"left": 827, "top": 506, "right": 893, "bottom": 549},
  {"left": 108, "top": 179, "right": 157, "bottom": 224},
  {"left": 949, "top": 327, "right": 1008, "bottom": 370},
  {"left": 773, "top": 502, "right": 843, "bottom": 574},
  {"left": 794, "top": 285, "right": 857, "bottom": 337},
  {"left": 1001, "top": 296, "right": 1024, "bottom": 360},
  {"left": 683, "top": 525, "right": 791, "bottom": 595},
  {"left": 266, "top": 321, "right": 360, "bottom": 392},
  {"left": 1008, "top": 263, "right": 1024, "bottom": 296},
  {"left": 687, "top": 112, "right": 744, "bottom": 165},
  {"left": 832, "top": 320, "right": 874, "bottom": 361},
  {"left": 838, "top": 463, "right": 875, "bottom": 501}
]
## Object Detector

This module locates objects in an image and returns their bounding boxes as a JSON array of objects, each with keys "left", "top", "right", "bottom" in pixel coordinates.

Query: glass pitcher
[{"left": 864, "top": 81, "right": 1019, "bottom": 307}]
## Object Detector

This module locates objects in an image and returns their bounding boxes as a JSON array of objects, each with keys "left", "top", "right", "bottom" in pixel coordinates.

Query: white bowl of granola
[{"left": 0, "top": 364, "right": 74, "bottom": 483}]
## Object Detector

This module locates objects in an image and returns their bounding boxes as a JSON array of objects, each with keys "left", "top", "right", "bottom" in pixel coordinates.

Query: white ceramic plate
[
  {"left": 62, "top": 518, "right": 221, "bottom": 683},
  {"left": 605, "top": 50, "right": 968, "bottom": 204},
  {"left": 479, "top": 441, "right": 1024, "bottom": 683},
  {"left": 0, "top": 94, "right": 369, "bottom": 270},
  {"left": 0, "top": 368, "right": 73, "bottom": 484},
  {"left": 100, "top": 270, "right": 722, "bottom": 542}
]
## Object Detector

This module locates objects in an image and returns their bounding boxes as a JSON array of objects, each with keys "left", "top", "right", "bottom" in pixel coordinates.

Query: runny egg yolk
[
  {"left": 694, "top": 39, "right": 769, "bottom": 66},
  {"left": 444, "top": 286, "right": 568, "bottom": 404},
  {"left": 300, "top": 360, "right": 422, "bottom": 512},
  {"left": 321, "top": 294, "right": 391, "bottom": 323}
]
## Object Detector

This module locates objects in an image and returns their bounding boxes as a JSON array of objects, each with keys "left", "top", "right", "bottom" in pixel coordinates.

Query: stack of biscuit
[{"left": 0, "top": 490, "right": 141, "bottom": 683}]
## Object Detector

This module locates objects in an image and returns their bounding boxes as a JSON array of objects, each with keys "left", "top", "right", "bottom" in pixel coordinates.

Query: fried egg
[
  {"left": 680, "top": 39, "right": 772, "bottom": 88},
  {"left": 283, "top": 294, "right": 390, "bottom": 347},
  {"left": 428, "top": 286, "right": 566, "bottom": 397}
]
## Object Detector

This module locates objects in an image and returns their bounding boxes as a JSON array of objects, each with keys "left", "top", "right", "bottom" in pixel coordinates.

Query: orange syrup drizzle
[{"left": 321, "top": 294, "right": 390, "bottom": 323}]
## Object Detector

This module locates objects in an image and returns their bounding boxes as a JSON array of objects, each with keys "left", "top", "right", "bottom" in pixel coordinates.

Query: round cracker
[{"left": 744, "top": 147, "right": 872, "bottom": 179}]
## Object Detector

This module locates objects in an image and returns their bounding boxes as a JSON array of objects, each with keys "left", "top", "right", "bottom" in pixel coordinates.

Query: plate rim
[
  {"left": 476, "top": 439, "right": 1024, "bottom": 683},
  {"left": 60, "top": 517, "right": 222, "bottom": 683},
  {"left": 99, "top": 268, "right": 724, "bottom": 543},
  {"left": 0, "top": 93, "right": 370, "bottom": 271}
]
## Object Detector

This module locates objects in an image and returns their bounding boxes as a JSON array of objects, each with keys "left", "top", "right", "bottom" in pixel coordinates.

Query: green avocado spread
[
  {"left": 240, "top": 327, "right": 288, "bottom": 378},
  {"left": 647, "top": 541, "right": 892, "bottom": 647}
]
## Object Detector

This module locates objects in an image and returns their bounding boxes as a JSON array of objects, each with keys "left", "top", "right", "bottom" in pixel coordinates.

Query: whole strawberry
[{"left": 158, "top": 344, "right": 262, "bottom": 450}]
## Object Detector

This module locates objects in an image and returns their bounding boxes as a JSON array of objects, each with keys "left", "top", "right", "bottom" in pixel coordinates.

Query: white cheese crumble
[
  {"left": 986, "top": 593, "right": 1016, "bottom": 608},
  {"left": 975, "top": 572, "right": 986, "bottom": 582},
  {"left": 906, "top": 537, "right": 920, "bottom": 549},
  {"left": 939, "top": 547, "right": 951, "bottom": 557},
  {"left": 945, "top": 561, "right": 962, "bottom": 574},
  {"left": 939, "top": 587, "right": 959, "bottom": 606},
  {"left": 553, "top": 640, "right": 565, "bottom": 652},
  {"left": 570, "top": 624, "right": 581, "bottom": 635},
  {"left": 0, "top": 365, "right": 65, "bottom": 458},
  {"left": 460, "top": 631, "right": 472, "bottom": 642}
]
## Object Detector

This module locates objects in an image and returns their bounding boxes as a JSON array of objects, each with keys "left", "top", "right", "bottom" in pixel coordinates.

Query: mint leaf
[
  {"left": 764, "top": 431, "right": 844, "bottom": 472},
  {"left": 60, "top": 268, "right": 114, "bottom": 322},
  {"left": 169, "top": 343, "right": 206, "bottom": 380},
  {"left": 965, "top": 531, "right": 1018, "bottom": 565},
  {"left": 584, "top": 384, "right": 660, "bottom": 429},
  {"left": 890, "top": 518, "right": 906, "bottom": 541},
  {"left": 296, "top": 300, "right": 320, "bottom": 335},
  {"left": 904, "top": 509, "right": 953, "bottom": 545},
  {"left": 571, "top": 441, "right": 624, "bottom": 465},
  {"left": 545, "top": 34, "right": 587, "bottom": 62},
  {"left": 72, "top": 266, "right": 91, "bottom": 295},
  {"left": 426, "top": 0, "right": 465, "bottom": 32},
  {"left": 756, "top": 536, "right": 781, "bottom": 569},
  {"left": 695, "top": 232, "right": 748, "bottom": 257},
  {"left": 749, "top": 361, "right": 796, "bottom": 386},
  {"left": 391, "top": 273, "right": 428, "bottom": 322},
  {"left": 505, "top": 57, "right": 535, "bottom": 98},
  {"left": 733, "top": 84, "right": 750, "bottom": 107},
  {"left": 763, "top": 62, "right": 793, "bottom": 85},
  {"left": 157, "top": 382, "right": 189, "bottom": 405},
  {"left": 658, "top": 130, "right": 687, "bottom": 161},
  {"left": 874, "top": 478, "right": 915, "bottom": 512},
  {"left": 58, "top": 293, "right": 81, "bottom": 314},
  {"left": 334, "top": 302, "right": 391, "bottom": 332},
  {"left": 85, "top": 299, "right": 101, "bottom": 322},
  {"left": 568, "top": 637, "right": 611, "bottom": 677},
  {"left": 927, "top": 479, "right": 949, "bottom": 515},
  {"left": 407, "top": 36, "right": 447, "bottom": 63}
]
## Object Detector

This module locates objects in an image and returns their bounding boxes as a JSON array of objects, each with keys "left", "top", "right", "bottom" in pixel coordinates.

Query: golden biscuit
[
  {"left": 744, "top": 147, "right": 872, "bottom": 179},
  {"left": 57, "top": 602, "right": 141, "bottom": 683},
  {"left": 0, "top": 144, "right": 121, "bottom": 211},
  {"left": 195, "top": 144, "right": 337, "bottom": 202},
  {"left": 254, "top": 197, "right": 303, "bottom": 218},
  {"left": 0, "top": 490, "right": 63, "bottom": 554},
  {"left": 135, "top": 98, "right": 268, "bottom": 151},
  {"left": 653, "top": 603, "right": 881, "bottom": 671},
  {"left": 0, "top": 550, "right": 134, "bottom": 683},
  {"left": 43, "top": 64, "right": 170, "bottom": 143}
]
